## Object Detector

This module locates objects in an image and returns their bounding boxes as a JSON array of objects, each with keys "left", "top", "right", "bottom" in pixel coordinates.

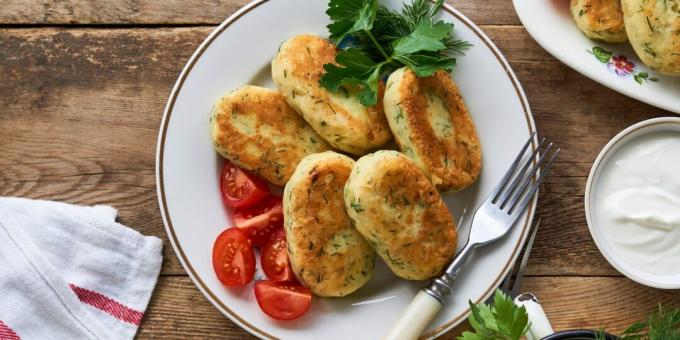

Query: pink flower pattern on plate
[
  {"left": 588, "top": 46, "right": 659, "bottom": 84},
  {"left": 608, "top": 55, "right": 634, "bottom": 76}
]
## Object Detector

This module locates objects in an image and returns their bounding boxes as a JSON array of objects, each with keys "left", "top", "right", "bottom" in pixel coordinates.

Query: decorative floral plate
[{"left": 513, "top": 0, "right": 680, "bottom": 114}]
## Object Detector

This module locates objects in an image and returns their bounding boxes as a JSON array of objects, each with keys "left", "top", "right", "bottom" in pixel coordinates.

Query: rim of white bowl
[{"left": 585, "top": 116, "right": 680, "bottom": 289}]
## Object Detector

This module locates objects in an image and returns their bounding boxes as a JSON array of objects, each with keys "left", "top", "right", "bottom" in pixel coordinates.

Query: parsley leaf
[
  {"left": 321, "top": 0, "right": 470, "bottom": 106},
  {"left": 392, "top": 19, "right": 452, "bottom": 56},
  {"left": 321, "top": 49, "right": 378, "bottom": 91},
  {"left": 458, "top": 290, "right": 530, "bottom": 340},
  {"left": 493, "top": 290, "right": 530, "bottom": 340},
  {"left": 320, "top": 49, "right": 384, "bottom": 106},
  {"left": 327, "top": 0, "right": 378, "bottom": 43},
  {"left": 395, "top": 53, "right": 456, "bottom": 77}
]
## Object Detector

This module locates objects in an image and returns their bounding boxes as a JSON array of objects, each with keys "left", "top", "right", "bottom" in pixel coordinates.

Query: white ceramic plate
[
  {"left": 156, "top": 1, "right": 537, "bottom": 338},
  {"left": 513, "top": 0, "right": 680, "bottom": 114},
  {"left": 585, "top": 117, "right": 680, "bottom": 289}
]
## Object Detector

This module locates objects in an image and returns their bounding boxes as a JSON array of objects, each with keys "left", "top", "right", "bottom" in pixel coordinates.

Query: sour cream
[{"left": 594, "top": 132, "right": 680, "bottom": 276}]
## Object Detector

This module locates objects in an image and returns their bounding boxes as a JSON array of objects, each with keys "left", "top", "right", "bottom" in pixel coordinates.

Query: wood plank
[
  {"left": 141, "top": 276, "right": 680, "bottom": 339},
  {"left": 0, "top": 0, "right": 520, "bottom": 26},
  {"left": 0, "top": 27, "right": 207, "bottom": 275},
  {"left": 0, "top": 28, "right": 674, "bottom": 277}
]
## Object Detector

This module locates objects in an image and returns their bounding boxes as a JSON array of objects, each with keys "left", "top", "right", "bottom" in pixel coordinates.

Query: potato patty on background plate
[
  {"left": 570, "top": 0, "right": 628, "bottom": 42},
  {"left": 621, "top": 0, "right": 680, "bottom": 75}
]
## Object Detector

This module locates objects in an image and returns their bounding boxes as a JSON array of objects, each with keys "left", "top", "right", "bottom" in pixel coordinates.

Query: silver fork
[{"left": 384, "top": 133, "right": 559, "bottom": 340}]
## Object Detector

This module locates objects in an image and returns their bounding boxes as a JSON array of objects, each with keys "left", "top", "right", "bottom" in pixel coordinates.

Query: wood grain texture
[
  {"left": 143, "top": 276, "right": 680, "bottom": 339},
  {"left": 0, "top": 0, "right": 520, "bottom": 25}
]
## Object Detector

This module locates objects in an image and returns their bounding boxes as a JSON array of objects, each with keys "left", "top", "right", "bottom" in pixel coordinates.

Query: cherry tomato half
[
  {"left": 233, "top": 195, "right": 283, "bottom": 247},
  {"left": 261, "top": 229, "right": 294, "bottom": 282},
  {"left": 212, "top": 227, "right": 255, "bottom": 286},
  {"left": 254, "top": 280, "right": 312, "bottom": 320},
  {"left": 220, "top": 160, "right": 269, "bottom": 208}
]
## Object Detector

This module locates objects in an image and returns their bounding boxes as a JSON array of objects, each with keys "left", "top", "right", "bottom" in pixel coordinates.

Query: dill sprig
[{"left": 618, "top": 304, "right": 680, "bottom": 340}]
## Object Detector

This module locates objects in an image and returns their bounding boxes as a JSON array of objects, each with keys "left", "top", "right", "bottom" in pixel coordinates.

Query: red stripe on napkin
[
  {"left": 69, "top": 284, "right": 144, "bottom": 325},
  {"left": 0, "top": 320, "right": 20, "bottom": 340}
]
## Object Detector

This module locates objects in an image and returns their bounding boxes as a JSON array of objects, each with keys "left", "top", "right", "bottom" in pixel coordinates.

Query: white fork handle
[
  {"left": 514, "top": 293, "right": 554, "bottom": 339},
  {"left": 383, "top": 290, "right": 443, "bottom": 340}
]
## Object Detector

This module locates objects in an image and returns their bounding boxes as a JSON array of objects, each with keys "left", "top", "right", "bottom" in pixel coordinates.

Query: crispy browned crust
[
  {"left": 271, "top": 34, "right": 392, "bottom": 154},
  {"left": 392, "top": 69, "right": 481, "bottom": 192},
  {"left": 571, "top": 0, "right": 628, "bottom": 42},
  {"left": 211, "top": 85, "right": 329, "bottom": 185},
  {"left": 345, "top": 151, "right": 457, "bottom": 280},
  {"left": 279, "top": 34, "right": 334, "bottom": 84},
  {"left": 284, "top": 152, "right": 374, "bottom": 296}
]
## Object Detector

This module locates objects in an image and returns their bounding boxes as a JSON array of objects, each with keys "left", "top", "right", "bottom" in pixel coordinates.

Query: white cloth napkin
[{"left": 0, "top": 197, "right": 163, "bottom": 340}]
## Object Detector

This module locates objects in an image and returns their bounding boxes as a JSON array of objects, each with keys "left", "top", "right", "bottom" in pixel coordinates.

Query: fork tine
[
  {"left": 502, "top": 142, "right": 554, "bottom": 210},
  {"left": 487, "top": 217, "right": 541, "bottom": 304},
  {"left": 490, "top": 131, "right": 537, "bottom": 203},
  {"left": 509, "top": 217, "right": 540, "bottom": 298},
  {"left": 495, "top": 138, "right": 547, "bottom": 207},
  {"left": 509, "top": 148, "right": 560, "bottom": 215}
]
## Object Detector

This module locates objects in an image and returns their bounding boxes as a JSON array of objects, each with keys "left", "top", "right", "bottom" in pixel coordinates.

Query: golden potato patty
[
  {"left": 344, "top": 151, "right": 457, "bottom": 280},
  {"left": 284, "top": 151, "right": 374, "bottom": 297},
  {"left": 271, "top": 34, "right": 392, "bottom": 155},
  {"left": 621, "top": 0, "right": 680, "bottom": 75},
  {"left": 383, "top": 67, "right": 481, "bottom": 192},
  {"left": 571, "top": 0, "right": 628, "bottom": 42},
  {"left": 210, "top": 85, "right": 330, "bottom": 185}
]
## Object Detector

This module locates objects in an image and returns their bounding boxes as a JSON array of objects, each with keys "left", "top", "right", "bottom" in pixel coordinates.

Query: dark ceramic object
[{"left": 542, "top": 329, "right": 618, "bottom": 340}]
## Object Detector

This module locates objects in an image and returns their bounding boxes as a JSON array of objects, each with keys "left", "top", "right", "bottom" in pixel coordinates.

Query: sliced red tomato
[
  {"left": 233, "top": 195, "right": 283, "bottom": 247},
  {"left": 220, "top": 160, "right": 269, "bottom": 208},
  {"left": 212, "top": 227, "right": 255, "bottom": 286},
  {"left": 254, "top": 280, "right": 312, "bottom": 320},
  {"left": 261, "top": 229, "right": 294, "bottom": 282}
]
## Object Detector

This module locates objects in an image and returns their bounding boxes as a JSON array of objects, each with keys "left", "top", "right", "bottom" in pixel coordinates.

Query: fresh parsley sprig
[
  {"left": 458, "top": 290, "right": 531, "bottom": 340},
  {"left": 321, "top": 0, "right": 471, "bottom": 107}
]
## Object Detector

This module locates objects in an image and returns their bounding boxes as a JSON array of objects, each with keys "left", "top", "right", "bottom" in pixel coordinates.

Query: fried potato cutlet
[
  {"left": 271, "top": 34, "right": 392, "bottom": 155},
  {"left": 284, "top": 151, "right": 374, "bottom": 297},
  {"left": 344, "top": 150, "right": 457, "bottom": 280},
  {"left": 383, "top": 67, "right": 481, "bottom": 192},
  {"left": 211, "top": 85, "right": 330, "bottom": 186},
  {"left": 621, "top": 0, "right": 680, "bottom": 75},
  {"left": 571, "top": 0, "right": 628, "bottom": 42}
]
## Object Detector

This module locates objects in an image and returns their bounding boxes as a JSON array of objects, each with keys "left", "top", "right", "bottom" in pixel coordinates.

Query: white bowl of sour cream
[{"left": 585, "top": 117, "right": 680, "bottom": 289}]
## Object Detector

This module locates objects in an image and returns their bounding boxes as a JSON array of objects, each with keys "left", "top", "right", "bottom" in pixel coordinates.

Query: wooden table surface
[{"left": 1, "top": 0, "right": 679, "bottom": 338}]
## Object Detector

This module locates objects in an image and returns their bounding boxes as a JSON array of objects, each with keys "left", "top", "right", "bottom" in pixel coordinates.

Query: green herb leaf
[
  {"left": 395, "top": 53, "right": 456, "bottom": 77},
  {"left": 458, "top": 290, "right": 530, "bottom": 340},
  {"left": 468, "top": 300, "right": 496, "bottom": 335},
  {"left": 326, "top": 0, "right": 378, "bottom": 43},
  {"left": 603, "top": 304, "right": 680, "bottom": 340},
  {"left": 320, "top": 49, "right": 378, "bottom": 91},
  {"left": 493, "top": 291, "right": 530, "bottom": 340},
  {"left": 321, "top": 0, "right": 470, "bottom": 107},
  {"left": 320, "top": 49, "right": 383, "bottom": 106},
  {"left": 392, "top": 19, "right": 452, "bottom": 56}
]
